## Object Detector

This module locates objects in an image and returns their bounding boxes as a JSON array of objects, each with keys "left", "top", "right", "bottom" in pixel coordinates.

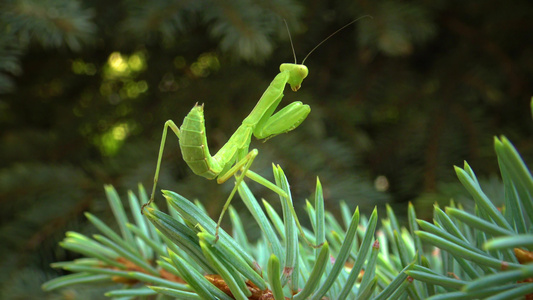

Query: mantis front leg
[{"left": 246, "top": 101, "right": 322, "bottom": 249}]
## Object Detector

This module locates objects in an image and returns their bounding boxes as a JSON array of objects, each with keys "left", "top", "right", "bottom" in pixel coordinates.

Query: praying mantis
[
  {"left": 142, "top": 17, "right": 371, "bottom": 244},
  {"left": 142, "top": 63, "right": 310, "bottom": 236}
]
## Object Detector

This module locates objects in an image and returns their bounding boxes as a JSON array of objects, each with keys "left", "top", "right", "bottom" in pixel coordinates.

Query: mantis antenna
[
  {"left": 301, "top": 15, "right": 373, "bottom": 64},
  {"left": 283, "top": 19, "right": 298, "bottom": 64}
]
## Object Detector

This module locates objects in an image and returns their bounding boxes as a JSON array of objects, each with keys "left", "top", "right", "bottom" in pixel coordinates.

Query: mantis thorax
[{"left": 280, "top": 63, "right": 308, "bottom": 92}]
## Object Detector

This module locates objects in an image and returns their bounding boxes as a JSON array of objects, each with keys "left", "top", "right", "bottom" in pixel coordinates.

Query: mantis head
[
  {"left": 279, "top": 16, "right": 371, "bottom": 92},
  {"left": 280, "top": 63, "right": 309, "bottom": 92}
]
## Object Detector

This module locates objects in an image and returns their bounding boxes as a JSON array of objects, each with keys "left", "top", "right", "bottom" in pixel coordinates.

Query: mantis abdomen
[{"left": 179, "top": 104, "right": 222, "bottom": 180}]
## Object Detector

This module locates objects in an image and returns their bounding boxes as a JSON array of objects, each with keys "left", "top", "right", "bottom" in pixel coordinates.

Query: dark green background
[{"left": 1, "top": 0, "right": 532, "bottom": 298}]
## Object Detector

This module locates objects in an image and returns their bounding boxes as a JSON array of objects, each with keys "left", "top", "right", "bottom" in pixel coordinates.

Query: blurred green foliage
[{"left": 1, "top": 0, "right": 532, "bottom": 298}]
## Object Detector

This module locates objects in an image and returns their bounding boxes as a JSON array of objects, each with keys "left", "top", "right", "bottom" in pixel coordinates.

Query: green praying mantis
[{"left": 142, "top": 17, "right": 371, "bottom": 245}]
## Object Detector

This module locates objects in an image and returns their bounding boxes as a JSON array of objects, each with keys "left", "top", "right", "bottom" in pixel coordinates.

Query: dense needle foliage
[{"left": 42, "top": 128, "right": 533, "bottom": 299}]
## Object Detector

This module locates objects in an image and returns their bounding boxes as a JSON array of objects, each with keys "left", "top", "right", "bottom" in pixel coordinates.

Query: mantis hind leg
[{"left": 141, "top": 120, "right": 181, "bottom": 213}]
